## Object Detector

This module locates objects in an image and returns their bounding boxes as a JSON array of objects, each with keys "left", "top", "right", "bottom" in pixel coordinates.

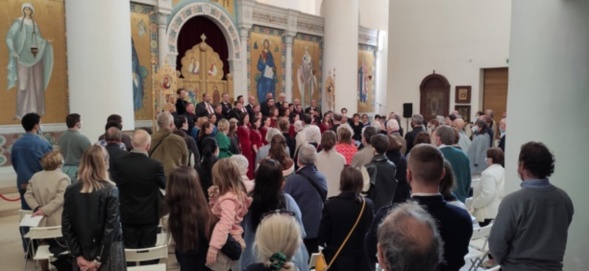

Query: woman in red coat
[
  {"left": 260, "top": 116, "right": 271, "bottom": 145},
  {"left": 250, "top": 116, "right": 263, "bottom": 178},
  {"left": 237, "top": 113, "right": 254, "bottom": 178}
]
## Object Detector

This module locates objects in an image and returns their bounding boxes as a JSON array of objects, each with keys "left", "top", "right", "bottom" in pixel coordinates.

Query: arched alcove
[
  {"left": 176, "top": 16, "right": 229, "bottom": 79},
  {"left": 419, "top": 73, "right": 450, "bottom": 121}
]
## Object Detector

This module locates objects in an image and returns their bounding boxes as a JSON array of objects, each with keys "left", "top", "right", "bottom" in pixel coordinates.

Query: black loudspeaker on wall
[{"left": 403, "top": 103, "right": 413, "bottom": 118}]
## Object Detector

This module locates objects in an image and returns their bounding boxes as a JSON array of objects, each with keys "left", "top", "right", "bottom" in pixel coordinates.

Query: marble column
[
  {"left": 157, "top": 13, "right": 169, "bottom": 67},
  {"left": 322, "top": 0, "right": 359, "bottom": 114},
  {"left": 506, "top": 0, "right": 588, "bottom": 268},
  {"left": 65, "top": 0, "right": 134, "bottom": 141},
  {"left": 238, "top": 27, "right": 250, "bottom": 99},
  {"left": 284, "top": 34, "right": 295, "bottom": 103}
]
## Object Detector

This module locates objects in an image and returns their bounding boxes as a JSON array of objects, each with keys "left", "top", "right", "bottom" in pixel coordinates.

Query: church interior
[{"left": 0, "top": 0, "right": 587, "bottom": 270}]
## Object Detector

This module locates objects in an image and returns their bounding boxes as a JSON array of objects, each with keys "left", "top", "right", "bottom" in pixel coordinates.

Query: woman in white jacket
[{"left": 470, "top": 147, "right": 505, "bottom": 227}]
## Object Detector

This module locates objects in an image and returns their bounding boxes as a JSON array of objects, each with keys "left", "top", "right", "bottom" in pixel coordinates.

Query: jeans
[{"left": 19, "top": 188, "right": 31, "bottom": 253}]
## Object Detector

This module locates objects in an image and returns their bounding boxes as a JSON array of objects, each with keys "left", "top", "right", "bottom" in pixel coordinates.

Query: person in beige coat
[
  {"left": 24, "top": 150, "right": 71, "bottom": 228},
  {"left": 150, "top": 112, "right": 189, "bottom": 178},
  {"left": 470, "top": 147, "right": 505, "bottom": 227},
  {"left": 25, "top": 150, "right": 70, "bottom": 271}
]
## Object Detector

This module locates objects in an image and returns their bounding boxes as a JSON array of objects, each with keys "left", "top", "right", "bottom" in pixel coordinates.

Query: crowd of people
[{"left": 9, "top": 90, "right": 574, "bottom": 271}]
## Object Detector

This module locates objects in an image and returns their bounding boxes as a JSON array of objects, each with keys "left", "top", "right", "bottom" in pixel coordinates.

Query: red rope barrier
[{"left": 0, "top": 194, "right": 20, "bottom": 202}]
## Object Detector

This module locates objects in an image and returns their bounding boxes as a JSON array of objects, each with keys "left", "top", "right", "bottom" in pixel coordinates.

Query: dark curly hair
[{"left": 519, "top": 142, "right": 555, "bottom": 179}]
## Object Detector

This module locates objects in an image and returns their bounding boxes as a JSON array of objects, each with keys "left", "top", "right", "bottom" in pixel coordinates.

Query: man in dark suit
[
  {"left": 245, "top": 95, "right": 256, "bottom": 119},
  {"left": 195, "top": 93, "right": 215, "bottom": 118},
  {"left": 275, "top": 92, "right": 287, "bottom": 111},
  {"left": 260, "top": 92, "right": 273, "bottom": 117},
  {"left": 229, "top": 101, "right": 246, "bottom": 120},
  {"left": 220, "top": 92, "right": 232, "bottom": 119},
  {"left": 305, "top": 99, "right": 322, "bottom": 116},
  {"left": 365, "top": 134, "right": 397, "bottom": 211},
  {"left": 365, "top": 144, "right": 473, "bottom": 271},
  {"left": 104, "top": 127, "right": 128, "bottom": 179},
  {"left": 175, "top": 88, "right": 188, "bottom": 115},
  {"left": 404, "top": 114, "right": 425, "bottom": 155},
  {"left": 183, "top": 103, "right": 197, "bottom": 132},
  {"left": 112, "top": 129, "right": 166, "bottom": 258}
]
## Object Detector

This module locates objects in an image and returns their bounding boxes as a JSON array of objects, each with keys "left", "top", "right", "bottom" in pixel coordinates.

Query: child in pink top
[{"left": 207, "top": 159, "right": 253, "bottom": 267}]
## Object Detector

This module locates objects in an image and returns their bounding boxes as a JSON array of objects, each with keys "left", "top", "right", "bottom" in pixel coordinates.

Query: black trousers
[
  {"left": 122, "top": 223, "right": 158, "bottom": 266},
  {"left": 304, "top": 238, "right": 319, "bottom": 257}
]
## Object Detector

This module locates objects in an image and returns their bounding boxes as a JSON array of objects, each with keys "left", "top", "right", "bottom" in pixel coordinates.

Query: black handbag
[{"left": 221, "top": 234, "right": 242, "bottom": 261}]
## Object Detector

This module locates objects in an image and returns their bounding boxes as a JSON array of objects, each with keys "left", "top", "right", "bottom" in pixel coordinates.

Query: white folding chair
[
  {"left": 23, "top": 226, "right": 65, "bottom": 271},
  {"left": 125, "top": 245, "right": 168, "bottom": 271},
  {"left": 466, "top": 223, "right": 493, "bottom": 271}
]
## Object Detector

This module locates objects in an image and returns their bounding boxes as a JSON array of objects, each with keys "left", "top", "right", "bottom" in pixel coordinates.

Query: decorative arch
[
  {"left": 167, "top": 3, "right": 241, "bottom": 60},
  {"left": 419, "top": 73, "right": 451, "bottom": 121}
]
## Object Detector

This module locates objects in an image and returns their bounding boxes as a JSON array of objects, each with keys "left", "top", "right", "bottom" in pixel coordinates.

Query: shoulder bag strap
[
  {"left": 297, "top": 171, "right": 326, "bottom": 202},
  {"left": 148, "top": 134, "right": 172, "bottom": 157},
  {"left": 326, "top": 197, "right": 366, "bottom": 269}
]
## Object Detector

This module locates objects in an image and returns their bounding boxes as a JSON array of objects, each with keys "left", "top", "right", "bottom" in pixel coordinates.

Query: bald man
[
  {"left": 453, "top": 118, "right": 471, "bottom": 151},
  {"left": 112, "top": 129, "right": 166, "bottom": 254}
]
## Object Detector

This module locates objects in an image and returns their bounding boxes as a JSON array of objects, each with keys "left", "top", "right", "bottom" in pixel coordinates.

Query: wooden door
[
  {"left": 420, "top": 73, "right": 450, "bottom": 122},
  {"left": 483, "top": 68, "right": 508, "bottom": 124}
]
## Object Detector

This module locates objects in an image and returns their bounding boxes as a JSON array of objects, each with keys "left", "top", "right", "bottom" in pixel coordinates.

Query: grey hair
[
  {"left": 434, "top": 125, "right": 455, "bottom": 146},
  {"left": 297, "top": 144, "right": 317, "bottom": 166},
  {"left": 304, "top": 125, "right": 322, "bottom": 144},
  {"left": 229, "top": 155, "right": 249, "bottom": 175},
  {"left": 156, "top": 111, "right": 174, "bottom": 129},
  {"left": 387, "top": 119, "right": 400, "bottom": 131},
  {"left": 377, "top": 202, "right": 443, "bottom": 271},
  {"left": 411, "top": 114, "right": 424, "bottom": 125},
  {"left": 265, "top": 128, "right": 282, "bottom": 143}
]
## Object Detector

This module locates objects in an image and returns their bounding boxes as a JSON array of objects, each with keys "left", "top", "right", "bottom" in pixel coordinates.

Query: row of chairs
[{"left": 20, "top": 210, "right": 171, "bottom": 271}]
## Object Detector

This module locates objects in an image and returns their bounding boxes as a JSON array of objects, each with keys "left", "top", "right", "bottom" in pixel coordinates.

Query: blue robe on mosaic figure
[{"left": 256, "top": 39, "right": 276, "bottom": 103}]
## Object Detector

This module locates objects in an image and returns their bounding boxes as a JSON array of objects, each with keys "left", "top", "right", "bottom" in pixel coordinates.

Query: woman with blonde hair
[
  {"left": 244, "top": 213, "right": 302, "bottom": 271},
  {"left": 207, "top": 159, "right": 252, "bottom": 269},
  {"left": 25, "top": 150, "right": 70, "bottom": 271},
  {"left": 62, "top": 145, "right": 125, "bottom": 271},
  {"left": 215, "top": 118, "right": 233, "bottom": 159}
]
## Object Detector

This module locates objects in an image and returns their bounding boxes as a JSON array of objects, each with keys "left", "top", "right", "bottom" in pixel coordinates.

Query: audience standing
[
  {"left": 433, "top": 125, "right": 472, "bottom": 203},
  {"left": 334, "top": 124, "right": 357, "bottom": 165},
  {"left": 150, "top": 112, "right": 189, "bottom": 179},
  {"left": 62, "top": 145, "right": 126, "bottom": 271},
  {"left": 58, "top": 113, "right": 92, "bottom": 182},
  {"left": 174, "top": 115, "right": 200, "bottom": 164},
  {"left": 365, "top": 134, "right": 397, "bottom": 211},
  {"left": 316, "top": 131, "right": 346, "bottom": 198},
  {"left": 404, "top": 114, "right": 425, "bottom": 155},
  {"left": 376, "top": 202, "right": 443, "bottom": 271},
  {"left": 284, "top": 144, "right": 327, "bottom": 256},
  {"left": 318, "top": 167, "right": 374, "bottom": 271},
  {"left": 166, "top": 166, "right": 216, "bottom": 270},
  {"left": 468, "top": 120, "right": 491, "bottom": 175},
  {"left": 385, "top": 135, "right": 410, "bottom": 204},
  {"left": 489, "top": 142, "right": 574, "bottom": 270},
  {"left": 112, "top": 129, "right": 165, "bottom": 259},
  {"left": 366, "top": 144, "right": 472, "bottom": 271},
  {"left": 351, "top": 127, "right": 377, "bottom": 167},
  {"left": 470, "top": 147, "right": 505, "bottom": 227},
  {"left": 241, "top": 159, "right": 310, "bottom": 271}
]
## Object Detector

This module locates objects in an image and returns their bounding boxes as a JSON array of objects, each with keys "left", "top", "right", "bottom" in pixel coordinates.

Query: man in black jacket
[
  {"left": 365, "top": 134, "right": 397, "bottom": 211},
  {"left": 220, "top": 92, "right": 232, "bottom": 119},
  {"left": 112, "top": 129, "right": 165, "bottom": 258},
  {"left": 365, "top": 144, "right": 472, "bottom": 271},
  {"left": 404, "top": 114, "right": 425, "bottom": 155},
  {"left": 104, "top": 127, "right": 127, "bottom": 179}
]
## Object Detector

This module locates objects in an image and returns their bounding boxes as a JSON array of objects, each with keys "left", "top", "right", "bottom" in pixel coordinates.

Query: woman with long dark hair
[
  {"left": 62, "top": 145, "right": 125, "bottom": 271},
  {"left": 195, "top": 137, "right": 219, "bottom": 198},
  {"left": 198, "top": 121, "right": 215, "bottom": 154},
  {"left": 166, "top": 166, "right": 216, "bottom": 270},
  {"left": 240, "top": 159, "right": 310, "bottom": 271}
]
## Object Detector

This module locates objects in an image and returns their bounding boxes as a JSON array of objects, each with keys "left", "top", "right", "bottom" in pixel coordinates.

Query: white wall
[
  {"left": 387, "top": 0, "right": 511, "bottom": 129},
  {"left": 506, "top": 0, "right": 589, "bottom": 269}
]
